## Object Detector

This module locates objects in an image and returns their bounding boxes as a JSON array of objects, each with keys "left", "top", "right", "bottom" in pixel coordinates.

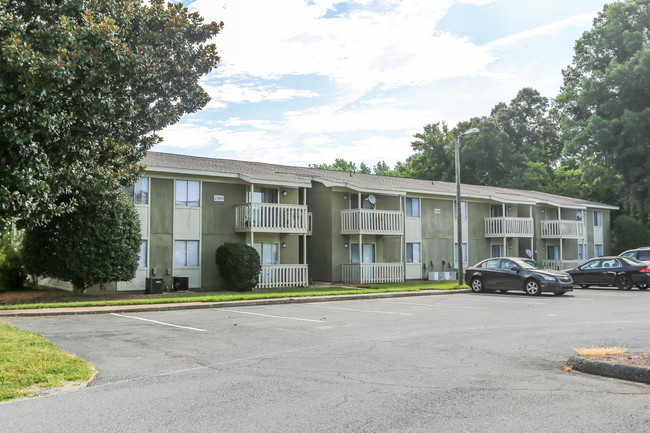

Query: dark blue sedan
[{"left": 566, "top": 256, "right": 650, "bottom": 290}]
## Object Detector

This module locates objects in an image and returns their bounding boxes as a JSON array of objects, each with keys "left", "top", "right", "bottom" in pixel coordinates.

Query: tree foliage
[
  {"left": 310, "top": 159, "right": 372, "bottom": 174},
  {"left": 612, "top": 215, "right": 650, "bottom": 254},
  {"left": 557, "top": 0, "right": 650, "bottom": 222},
  {"left": 0, "top": 0, "right": 223, "bottom": 226},
  {"left": 22, "top": 187, "right": 142, "bottom": 293}
]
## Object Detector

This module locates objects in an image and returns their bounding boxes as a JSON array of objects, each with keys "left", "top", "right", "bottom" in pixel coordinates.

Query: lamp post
[{"left": 455, "top": 127, "right": 479, "bottom": 286}]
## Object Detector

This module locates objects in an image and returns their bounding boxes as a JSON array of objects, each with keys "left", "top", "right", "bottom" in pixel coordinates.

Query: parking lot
[{"left": 2, "top": 288, "right": 650, "bottom": 432}]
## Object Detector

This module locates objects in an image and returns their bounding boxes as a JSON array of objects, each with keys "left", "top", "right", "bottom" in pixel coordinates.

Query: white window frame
[
  {"left": 253, "top": 242, "right": 279, "bottom": 265},
  {"left": 138, "top": 240, "right": 148, "bottom": 268},
  {"left": 453, "top": 201, "right": 467, "bottom": 220},
  {"left": 126, "top": 177, "right": 149, "bottom": 205},
  {"left": 406, "top": 198, "right": 420, "bottom": 218},
  {"left": 175, "top": 180, "right": 200, "bottom": 207},
  {"left": 174, "top": 240, "right": 200, "bottom": 267},
  {"left": 350, "top": 243, "right": 376, "bottom": 264},
  {"left": 406, "top": 242, "right": 421, "bottom": 263},
  {"left": 594, "top": 211, "right": 602, "bottom": 227},
  {"left": 594, "top": 244, "right": 604, "bottom": 257}
]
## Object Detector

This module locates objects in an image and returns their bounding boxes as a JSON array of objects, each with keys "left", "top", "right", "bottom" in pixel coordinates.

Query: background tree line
[{"left": 314, "top": 0, "right": 650, "bottom": 250}]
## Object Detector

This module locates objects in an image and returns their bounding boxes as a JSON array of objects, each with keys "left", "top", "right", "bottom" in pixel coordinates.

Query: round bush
[{"left": 216, "top": 243, "right": 261, "bottom": 291}]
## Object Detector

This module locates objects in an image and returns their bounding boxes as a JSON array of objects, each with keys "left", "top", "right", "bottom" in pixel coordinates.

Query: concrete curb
[
  {"left": 0, "top": 289, "right": 471, "bottom": 317},
  {"left": 567, "top": 355, "right": 650, "bottom": 385}
]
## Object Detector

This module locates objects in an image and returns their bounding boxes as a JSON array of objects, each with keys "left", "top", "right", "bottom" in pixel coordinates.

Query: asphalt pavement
[{"left": 2, "top": 287, "right": 650, "bottom": 432}]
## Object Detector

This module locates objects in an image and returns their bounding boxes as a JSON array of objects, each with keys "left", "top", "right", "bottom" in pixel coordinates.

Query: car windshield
[
  {"left": 519, "top": 259, "right": 546, "bottom": 270},
  {"left": 619, "top": 256, "right": 646, "bottom": 266}
]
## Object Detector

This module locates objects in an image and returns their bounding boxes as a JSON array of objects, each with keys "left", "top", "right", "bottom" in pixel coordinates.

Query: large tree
[
  {"left": 22, "top": 187, "right": 142, "bottom": 294},
  {"left": 0, "top": 0, "right": 223, "bottom": 226},
  {"left": 557, "top": 0, "right": 650, "bottom": 222}
]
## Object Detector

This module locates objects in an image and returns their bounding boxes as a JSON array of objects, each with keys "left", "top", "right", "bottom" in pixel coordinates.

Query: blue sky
[{"left": 157, "top": 0, "right": 608, "bottom": 168}]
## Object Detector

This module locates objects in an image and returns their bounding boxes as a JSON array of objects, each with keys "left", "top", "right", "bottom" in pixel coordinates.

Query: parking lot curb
[
  {"left": 0, "top": 289, "right": 471, "bottom": 317},
  {"left": 567, "top": 355, "right": 650, "bottom": 385}
]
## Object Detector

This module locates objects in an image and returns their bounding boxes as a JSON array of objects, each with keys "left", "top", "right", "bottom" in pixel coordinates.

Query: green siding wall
[{"left": 150, "top": 178, "right": 174, "bottom": 287}]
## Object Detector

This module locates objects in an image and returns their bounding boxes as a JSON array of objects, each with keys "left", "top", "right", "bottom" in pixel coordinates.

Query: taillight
[{"left": 641, "top": 267, "right": 650, "bottom": 272}]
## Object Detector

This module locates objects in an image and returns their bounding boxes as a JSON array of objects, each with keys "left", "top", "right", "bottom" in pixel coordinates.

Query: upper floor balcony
[
  {"left": 235, "top": 203, "right": 310, "bottom": 234},
  {"left": 540, "top": 220, "right": 584, "bottom": 239},
  {"left": 340, "top": 209, "right": 403, "bottom": 235},
  {"left": 484, "top": 217, "right": 534, "bottom": 238}
]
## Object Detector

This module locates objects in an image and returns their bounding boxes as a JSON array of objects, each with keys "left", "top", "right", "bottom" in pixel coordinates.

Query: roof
[{"left": 142, "top": 151, "right": 618, "bottom": 210}]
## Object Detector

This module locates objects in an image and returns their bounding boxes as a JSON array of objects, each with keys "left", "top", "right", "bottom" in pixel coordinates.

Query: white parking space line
[
  {"left": 446, "top": 295, "right": 547, "bottom": 305},
  {"left": 577, "top": 292, "right": 635, "bottom": 298},
  {"left": 372, "top": 299, "right": 485, "bottom": 310},
  {"left": 111, "top": 313, "right": 207, "bottom": 332},
  {"left": 219, "top": 309, "right": 324, "bottom": 322},
  {"left": 301, "top": 304, "right": 415, "bottom": 315}
]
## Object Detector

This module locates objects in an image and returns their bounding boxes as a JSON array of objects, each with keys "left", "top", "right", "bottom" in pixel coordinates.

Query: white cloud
[
  {"left": 191, "top": 0, "right": 494, "bottom": 87},
  {"left": 202, "top": 81, "right": 319, "bottom": 105}
]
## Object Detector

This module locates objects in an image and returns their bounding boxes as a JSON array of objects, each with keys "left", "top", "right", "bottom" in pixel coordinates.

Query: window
[
  {"left": 406, "top": 243, "right": 421, "bottom": 263},
  {"left": 253, "top": 243, "right": 279, "bottom": 265},
  {"left": 594, "top": 211, "right": 602, "bottom": 227},
  {"left": 576, "top": 210, "right": 584, "bottom": 221},
  {"left": 485, "top": 259, "right": 500, "bottom": 269},
  {"left": 406, "top": 198, "right": 420, "bottom": 218},
  {"left": 547, "top": 245, "right": 560, "bottom": 260},
  {"left": 176, "top": 180, "right": 200, "bottom": 207},
  {"left": 581, "top": 259, "right": 601, "bottom": 269},
  {"left": 248, "top": 187, "right": 278, "bottom": 204},
  {"left": 126, "top": 177, "right": 149, "bottom": 205},
  {"left": 500, "top": 259, "right": 517, "bottom": 270},
  {"left": 454, "top": 242, "right": 467, "bottom": 263},
  {"left": 595, "top": 244, "right": 603, "bottom": 257},
  {"left": 453, "top": 201, "right": 467, "bottom": 220},
  {"left": 491, "top": 245, "right": 504, "bottom": 258},
  {"left": 350, "top": 243, "right": 375, "bottom": 264},
  {"left": 578, "top": 244, "right": 585, "bottom": 260},
  {"left": 490, "top": 205, "right": 504, "bottom": 217},
  {"left": 174, "top": 240, "right": 199, "bottom": 267},
  {"left": 138, "top": 240, "right": 147, "bottom": 268},
  {"left": 545, "top": 208, "right": 558, "bottom": 220}
]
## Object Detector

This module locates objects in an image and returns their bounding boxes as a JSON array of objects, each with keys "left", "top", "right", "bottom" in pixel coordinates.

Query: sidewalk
[{"left": 0, "top": 289, "right": 470, "bottom": 317}]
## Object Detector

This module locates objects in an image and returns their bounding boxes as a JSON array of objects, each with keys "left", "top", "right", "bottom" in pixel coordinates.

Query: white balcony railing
[
  {"left": 257, "top": 264, "right": 308, "bottom": 289},
  {"left": 235, "top": 203, "right": 309, "bottom": 233},
  {"left": 341, "top": 263, "right": 404, "bottom": 284},
  {"left": 484, "top": 217, "right": 534, "bottom": 238},
  {"left": 541, "top": 220, "right": 584, "bottom": 239},
  {"left": 541, "top": 260, "right": 583, "bottom": 271},
  {"left": 340, "top": 209, "right": 403, "bottom": 235}
]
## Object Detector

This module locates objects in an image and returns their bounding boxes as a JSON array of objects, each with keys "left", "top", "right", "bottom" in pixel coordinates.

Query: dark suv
[{"left": 619, "top": 247, "right": 650, "bottom": 265}]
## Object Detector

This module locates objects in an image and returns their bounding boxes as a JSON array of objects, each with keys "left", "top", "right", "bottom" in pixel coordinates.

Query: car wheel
[
  {"left": 615, "top": 275, "right": 633, "bottom": 291},
  {"left": 554, "top": 291, "right": 566, "bottom": 296},
  {"left": 470, "top": 277, "right": 484, "bottom": 293},
  {"left": 524, "top": 279, "right": 542, "bottom": 296},
  {"left": 637, "top": 284, "right": 648, "bottom": 290}
]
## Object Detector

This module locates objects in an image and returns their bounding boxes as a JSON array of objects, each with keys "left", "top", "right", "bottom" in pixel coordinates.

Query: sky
[{"left": 156, "top": 0, "right": 609, "bottom": 169}]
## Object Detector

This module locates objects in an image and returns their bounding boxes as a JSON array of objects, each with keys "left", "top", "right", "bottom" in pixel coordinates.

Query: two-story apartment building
[
  {"left": 44, "top": 151, "right": 617, "bottom": 292},
  {"left": 113, "top": 152, "right": 615, "bottom": 291}
]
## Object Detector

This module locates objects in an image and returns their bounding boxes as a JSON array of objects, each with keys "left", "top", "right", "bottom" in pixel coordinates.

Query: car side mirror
[{"left": 511, "top": 266, "right": 520, "bottom": 272}]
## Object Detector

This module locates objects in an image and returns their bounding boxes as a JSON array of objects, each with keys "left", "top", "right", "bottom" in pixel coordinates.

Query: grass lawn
[
  {"left": 0, "top": 282, "right": 467, "bottom": 310},
  {"left": 0, "top": 321, "right": 96, "bottom": 401}
]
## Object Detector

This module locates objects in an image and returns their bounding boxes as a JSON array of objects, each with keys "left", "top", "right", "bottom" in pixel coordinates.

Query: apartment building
[{"left": 98, "top": 151, "right": 615, "bottom": 292}]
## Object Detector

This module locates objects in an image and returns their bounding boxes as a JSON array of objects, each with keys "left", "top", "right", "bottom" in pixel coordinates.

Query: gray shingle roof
[{"left": 142, "top": 151, "right": 618, "bottom": 210}]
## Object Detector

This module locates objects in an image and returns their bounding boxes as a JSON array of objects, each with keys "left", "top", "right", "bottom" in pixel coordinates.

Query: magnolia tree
[
  {"left": 0, "top": 0, "right": 223, "bottom": 226},
  {"left": 22, "top": 187, "right": 142, "bottom": 294}
]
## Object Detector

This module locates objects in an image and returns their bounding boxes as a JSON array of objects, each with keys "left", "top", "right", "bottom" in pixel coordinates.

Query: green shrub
[
  {"left": 0, "top": 231, "right": 26, "bottom": 291},
  {"left": 216, "top": 243, "right": 261, "bottom": 291},
  {"left": 612, "top": 215, "right": 650, "bottom": 254}
]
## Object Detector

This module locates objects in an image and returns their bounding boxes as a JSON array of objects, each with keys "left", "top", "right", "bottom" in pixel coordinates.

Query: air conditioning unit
[
  {"left": 428, "top": 272, "right": 444, "bottom": 281},
  {"left": 145, "top": 277, "right": 164, "bottom": 294},
  {"left": 173, "top": 276, "right": 189, "bottom": 291},
  {"left": 445, "top": 272, "right": 457, "bottom": 281}
]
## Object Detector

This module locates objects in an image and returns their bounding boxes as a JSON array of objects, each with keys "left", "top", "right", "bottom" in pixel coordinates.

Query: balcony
[
  {"left": 341, "top": 263, "right": 404, "bottom": 284},
  {"left": 541, "top": 220, "right": 584, "bottom": 239},
  {"left": 257, "top": 264, "right": 308, "bottom": 289},
  {"left": 340, "top": 209, "right": 403, "bottom": 235},
  {"left": 484, "top": 217, "right": 534, "bottom": 238},
  {"left": 235, "top": 203, "right": 309, "bottom": 234}
]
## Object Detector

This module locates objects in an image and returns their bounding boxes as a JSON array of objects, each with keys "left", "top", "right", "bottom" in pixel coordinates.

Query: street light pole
[{"left": 455, "top": 128, "right": 479, "bottom": 287}]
